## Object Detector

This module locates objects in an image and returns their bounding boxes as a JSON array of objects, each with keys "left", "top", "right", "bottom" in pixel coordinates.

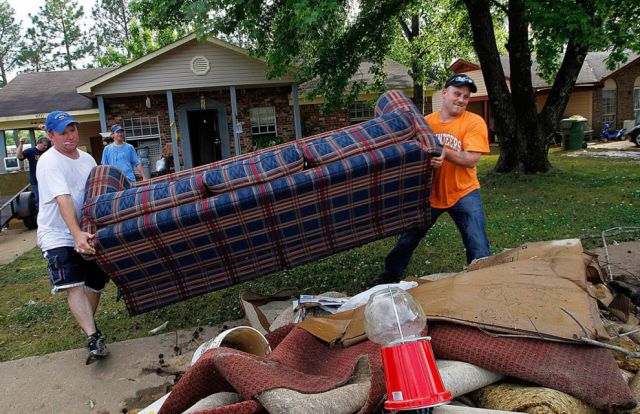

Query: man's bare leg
[{"left": 67, "top": 286, "right": 97, "bottom": 336}]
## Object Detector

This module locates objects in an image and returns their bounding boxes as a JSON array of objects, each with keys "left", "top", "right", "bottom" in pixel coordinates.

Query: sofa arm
[{"left": 375, "top": 90, "right": 442, "bottom": 155}]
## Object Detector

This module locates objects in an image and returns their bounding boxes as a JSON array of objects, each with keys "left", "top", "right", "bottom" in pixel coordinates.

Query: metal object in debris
[{"left": 191, "top": 326, "right": 271, "bottom": 365}]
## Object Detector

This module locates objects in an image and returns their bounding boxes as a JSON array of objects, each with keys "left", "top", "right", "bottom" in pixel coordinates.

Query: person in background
[
  {"left": 16, "top": 135, "right": 51, "bottom": 212},
  {"left": 101, "top": 135, "right": 113, "bottom": 146},
  {"left": 101, "top": 124, "right": 146, "bottom": 181},
  {"left": 372, "top": 74, "right": 491, "bottom": 286},
  {"left": 37, "top": 111, "right": 110, "bottom": 365}
]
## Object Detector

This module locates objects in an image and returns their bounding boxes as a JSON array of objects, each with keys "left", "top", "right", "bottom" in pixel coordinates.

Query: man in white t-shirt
[{"left": 37, "top": 111, "right": 110, "bottom": 365}]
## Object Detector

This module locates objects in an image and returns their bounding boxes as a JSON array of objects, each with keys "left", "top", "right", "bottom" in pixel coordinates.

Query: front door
[{"left": 187, "top": 109, "right": 221, "bottom": 166}]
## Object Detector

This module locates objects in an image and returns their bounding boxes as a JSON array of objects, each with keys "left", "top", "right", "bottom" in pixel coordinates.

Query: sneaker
[
  {"left": 369, "top": 271, "right": 400, "bottom": 288},
  {"left": 86, "top": 330, "right": 109, "bottom": 365}
]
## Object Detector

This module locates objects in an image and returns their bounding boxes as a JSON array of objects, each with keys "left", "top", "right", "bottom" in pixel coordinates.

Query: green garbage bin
[{"left": 560, "top": 117, "right": 587, "bottom": 150}]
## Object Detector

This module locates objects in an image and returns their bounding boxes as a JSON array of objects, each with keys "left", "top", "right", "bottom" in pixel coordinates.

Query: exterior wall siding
[
  {"left": 607, "top": 58, "right": 640, "bottom": 130},
  {"left": 93, "top": 40, "right": 294, "bottom": 95}
]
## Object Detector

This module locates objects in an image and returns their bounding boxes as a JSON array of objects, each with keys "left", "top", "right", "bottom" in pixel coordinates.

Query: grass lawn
[{"left": 0, "top": 149, "right": 638, "bottom": 361}]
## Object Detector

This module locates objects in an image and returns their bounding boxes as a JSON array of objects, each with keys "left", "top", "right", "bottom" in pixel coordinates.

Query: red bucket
[{"left": 382, "top": 338, "right": 452, "bottom": 411}]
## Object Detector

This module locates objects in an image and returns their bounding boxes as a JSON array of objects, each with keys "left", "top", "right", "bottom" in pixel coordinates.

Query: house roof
[
  {"left": 0, "top": 68, "right": 112, "bottom": 118},
  {"left": 455, "top": 51, "right": 640, "bottom": 89},
  {"left": 299, "top": 59, "right": 413, "bottom": 93},
  {"left": 77, "top": 33, "right": 291, "bottom": 96}
]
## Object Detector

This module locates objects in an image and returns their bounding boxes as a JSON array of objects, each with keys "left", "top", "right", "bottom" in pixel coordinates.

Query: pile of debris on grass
[{"left": 139, "top": 238, "right": 640, "bottom": 414}]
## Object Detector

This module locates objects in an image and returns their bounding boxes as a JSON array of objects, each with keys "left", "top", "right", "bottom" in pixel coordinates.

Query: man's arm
[
  {"left": 16, "top": 137, "right": 26, "bottom": 160},
  {"left": 55, "top": 194, "right": 95, "bottom": 255},
  {"left": 430, "top": 147, "right": 482, "bottom": 169},
  {"left": 135, "top": 163, "right": 146, "bottom": 180}
]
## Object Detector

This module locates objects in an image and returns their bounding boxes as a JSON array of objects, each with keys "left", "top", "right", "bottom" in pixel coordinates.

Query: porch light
[
  {"left": 145, "top": 96, "right": 151, "bottom": 108},
  {"left": 200, "top": 95, "right": 206, "bottom": 110}
]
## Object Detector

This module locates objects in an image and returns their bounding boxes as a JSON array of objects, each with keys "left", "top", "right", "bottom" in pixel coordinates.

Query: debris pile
[{"left": 140, "top": 238, "right": 640, "bottom": 414}]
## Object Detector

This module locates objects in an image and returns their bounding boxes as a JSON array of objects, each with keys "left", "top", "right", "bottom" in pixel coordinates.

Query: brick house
[
  {"left": 0, "top": 34, "right": 415, "bottom": 174},
  {"left": 433, "top": 52, "right": 640, "bottom": 141}
]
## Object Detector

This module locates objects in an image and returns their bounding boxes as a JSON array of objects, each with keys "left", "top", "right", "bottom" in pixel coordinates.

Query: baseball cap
[
  {"left": 444, "top": 74, "right": 477, "bottom": 93},
  {"left": 111, "top": 124, "right": 123, "bottom": 133},
  {"left": 45, "top": 111, "right": 78, "bottom": 133}
]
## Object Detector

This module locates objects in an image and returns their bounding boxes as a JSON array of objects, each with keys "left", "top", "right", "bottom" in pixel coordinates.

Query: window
[
  {"left": 635, "top": 87, "right": 640, "bottom": 126},
  {"left": 350, "top": 101, "right": 374, "bottom": 123},
  {"left": 250, "top": 107, "right": 277, "bottom": 136},
  {"left": 602, "top": 90, "right": 616, "bottom": 126},
  {"left": 122, "top": 116, "right": 161, "bottom": 140},
  {"left": 121, "top": 116, "right": 162, "bottom": 171}
]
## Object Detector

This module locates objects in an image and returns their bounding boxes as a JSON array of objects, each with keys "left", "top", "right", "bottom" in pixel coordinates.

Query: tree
[
  {"left": 132, "top": 0, "right": 640, "bottom": 173},
  {"left": 16, "top": 24, "right": 54, "bottom": 72},
  {"left": 0, "top": 1, "right": 20, "bottom": 86},
  {"left": 392, "top": 1, "right": 507, "bottom": 112},
  {"left": 95, "top": 19, "right": 189, "bottom": 67},
  {"left": 464, "top": 0, "right": 640, "bottom": 172},
  {"left": 92, "top": 0, "right": 132, "bottom": 63},
  {"left": 31, "top": 0, "right": 90, "bottom": 70}
]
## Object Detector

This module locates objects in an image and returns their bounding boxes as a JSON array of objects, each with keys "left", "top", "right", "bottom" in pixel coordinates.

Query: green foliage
[
  {"left": 95, "top": 19, "right": 189, "bottom": 67},
  {"left": 0, "top": 0, "right": 20, "bottom": 86},
  {"left": 529, "top": 0, "right": 640, "bottom": 83},
  {"left": 16, "top": 23, "right": 54, "bottom": 73},
  {"left": 391, "top": 0, "right": 507, "bottom": 89},
  {"left": 27, "top": 0, "right": 90, "bottom": 70},
  {"left": 251, "top": 135, "right": 284, "bottom": 150},
  {"left": 1, "top": 152, "right": 638, "bottom": 361},
  {"left": 91, "top": 0, "right": 132, "bottom": 63}
]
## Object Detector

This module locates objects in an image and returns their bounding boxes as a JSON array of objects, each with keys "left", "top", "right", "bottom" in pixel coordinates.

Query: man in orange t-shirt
[{"left": 372, "top": 74, "right": 490, "bottom": 286}]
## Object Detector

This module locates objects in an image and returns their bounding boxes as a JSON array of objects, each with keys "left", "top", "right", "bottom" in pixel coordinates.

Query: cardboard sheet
[{"left": 299, "top": 240, "right": 608, "bottom": 344}]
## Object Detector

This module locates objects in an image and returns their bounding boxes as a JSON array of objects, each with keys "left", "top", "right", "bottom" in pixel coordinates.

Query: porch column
[
  {"left": 0, "top": 130, "right": 7, "bottom": 173},
  {"left": 292, "top": 83, "right": 302, "bottom": 139},
  {"left": 229, "top": 86, "right": 241, "bottom": 156},
  {"left": 29, "top": 129, "right": 36, "bottom": 147},
  {"left": 166, "top": 90, "right": 181, "bottom": 172},
  {"left": 97, "top": 95, "right": 108, "bottom": 132}
]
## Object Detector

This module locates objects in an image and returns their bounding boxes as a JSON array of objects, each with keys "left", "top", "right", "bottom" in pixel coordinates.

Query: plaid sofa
[{"left": 82, "top": 90, "right": 442, "bottom": 315}]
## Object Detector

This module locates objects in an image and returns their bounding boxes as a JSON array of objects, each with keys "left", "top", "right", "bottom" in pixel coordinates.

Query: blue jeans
[
  {"left": 31, "top": 183, "right": 39, "bottom": 213},
  {"left": 384, "top": 189, "right": 490, "bottom": 277}
]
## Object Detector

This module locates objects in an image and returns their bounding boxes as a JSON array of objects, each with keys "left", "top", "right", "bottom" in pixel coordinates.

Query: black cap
[{"left": 444, "top": 74, "right": 477, "bottom": 93}]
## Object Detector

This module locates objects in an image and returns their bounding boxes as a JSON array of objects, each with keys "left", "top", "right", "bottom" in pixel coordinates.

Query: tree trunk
[
  {"left": 400, "top": 14, "right": 424, "bottom": 113},
  {"left": 538, "top": 39, "right": 589, "bottom": 139},
  {"left": 507, "top": 0, "right": 550, "bottom": 172},
  {"left": 60, "top": 13, "right": 72, "bottom": 70},
  {"left": 464, "top": 0, "right": 520, "bottom": 172},
  {"left": 0, "top": 61, "right": 7, "bottom": 87},
  {"left": 121, "top": 0, "right": 131, "bottom": 57}
]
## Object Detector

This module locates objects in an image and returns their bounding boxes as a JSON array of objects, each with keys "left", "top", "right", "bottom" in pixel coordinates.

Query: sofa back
[{"left": 83, "top": 90, "right": 438, "bottom": 230}]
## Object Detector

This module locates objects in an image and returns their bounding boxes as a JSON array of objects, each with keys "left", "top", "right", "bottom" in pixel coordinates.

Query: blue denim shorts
[{"left": 43, "top": 247, "right": 110, "bottom": 294}]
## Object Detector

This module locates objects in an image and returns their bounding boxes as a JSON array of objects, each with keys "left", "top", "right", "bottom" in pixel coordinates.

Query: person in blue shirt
[
  {"left": 16, "top": 135, "right": 51, "bottom": 212},
  {"left": 101, "top": 124, "right": 146, "bottom": 182}
]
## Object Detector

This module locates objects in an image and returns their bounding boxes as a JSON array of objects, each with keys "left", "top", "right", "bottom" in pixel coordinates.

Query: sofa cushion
[
  {"left": 84, "top": 173, "right": 208, "bottom": 226},
  {"left": 300, "top": 110, "right": 414, "bottom": 166},
  {"left": 203, "top": 145, "right": 303, "bottom": 194}
]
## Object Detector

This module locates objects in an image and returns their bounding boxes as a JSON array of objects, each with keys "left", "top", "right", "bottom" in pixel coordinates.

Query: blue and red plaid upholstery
[
  {"left": 84, "top": 173, "right": 208, "bottom": 226},
  {"left": 83, "top": 90, "right": 441, "bottom": 315},
  {"left": 375, "top": 89, "right": 440, "bottom": 151},
  {"left": 204, "top": 145, "right": 303, "bottom": 194},
  {"left": 300, "top": 110, "right": 414, "bottom": 166}
]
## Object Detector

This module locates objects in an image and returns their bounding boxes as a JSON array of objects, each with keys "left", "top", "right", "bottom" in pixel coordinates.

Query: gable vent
[{"left": 190, "top": 56, "right": 210, "bottom": 75}]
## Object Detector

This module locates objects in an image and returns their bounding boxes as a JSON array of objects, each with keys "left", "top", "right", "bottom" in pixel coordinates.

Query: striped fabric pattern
[
  {"left": 94, "top": 141, "right": 432, "bottom": 315},
  {"left": 84, "top": 90, "right": 439, "bottom": 315},
  {"left": 300, "top": 110, "right": 414, "bottom": 166},
  {"left": 84, "top": 173, "right": 208, "bottom": 226},
  {"left": 203, "top": 145, "right": 303, "bottom": 194},
  {"left": 375, "top": 89, "right": 441, "bottom": 152}
]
